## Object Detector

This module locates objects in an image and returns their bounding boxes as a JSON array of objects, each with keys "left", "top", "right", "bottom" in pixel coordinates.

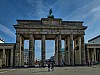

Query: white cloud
[
  {"left": 62, "top": 1, "right": 100, "bottom": 21},
  {"left": 26, "top": 0, "right": 100, "bottom": 44},
  {"left": 0, "top": 34, "right": 5, "bottom": 40},
  {"left": 59, "top": 0, "right": 100, "bottom": 43},
  {"left": 26, "top": 0, "right": 69, "bottom": 18},
  {"left": 91, "top": 5, "right": 100, "bottom": 12},
  {"left": 0, "top": 24, "right": 15, "bottom": 38},
  {"left": 27, "top": 0, "right": 49, "bottom": 18},
  {"left": 49, "top": 0, "right": 69, "bottom": 7}
]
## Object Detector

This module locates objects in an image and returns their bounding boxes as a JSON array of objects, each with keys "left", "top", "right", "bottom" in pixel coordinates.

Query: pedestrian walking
[
  {"left": 39, "top": 61, "right": 41, "bottom": 67},
  {"left": 87, "top": 61, "right": 89, "bottom": 66},
  {"left": 51, "top": 62, "right": 54, "bottom": 71},
  {"left": 48, "top": 61, "right": 50, "bottom": 72}
]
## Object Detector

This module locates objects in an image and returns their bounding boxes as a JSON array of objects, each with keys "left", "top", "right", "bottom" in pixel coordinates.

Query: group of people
[{"left": 48, "top": 61, "right": 54, "bottom": 72}]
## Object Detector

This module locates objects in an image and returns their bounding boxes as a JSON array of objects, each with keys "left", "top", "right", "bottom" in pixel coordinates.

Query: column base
[
  {"left": 13, "top": 66, "right": 24, "bottom": 68},
  {"left": 41, "top": 64, "right": 46, "bottom": 67},
  {"left": 28, "top": 66, "right": 35, "bottom": 68},
  {"left": 55, "top": 65, "right": 63, "bottom": 67},
  {"left": 64, "top": 64, "right": 87, "bottom": 66}
]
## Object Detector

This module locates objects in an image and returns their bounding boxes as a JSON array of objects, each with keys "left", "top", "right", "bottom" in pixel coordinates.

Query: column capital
[
  {"left": 41, "top": 34, "right": 45, "bottom": 37},
  {"left": 29, "top": 34, "right": 34, "bottom": 37},
  {"left": 15, "top": 33, "right": 21, "bottom": 35}
]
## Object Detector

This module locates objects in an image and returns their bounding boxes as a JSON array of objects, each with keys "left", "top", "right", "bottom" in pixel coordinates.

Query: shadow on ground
[{"left": 32, "top": 71, "right": 48, "bottom": 73}]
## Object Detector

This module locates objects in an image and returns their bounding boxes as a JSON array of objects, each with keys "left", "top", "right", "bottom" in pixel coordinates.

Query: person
[
  {"left": 48, "top": 61, "right": 50, "bottom": 72},
  {"left": 87, "top": 61, "right": 90, "bottom": 66},
  {"left": 39, "top": 61, "right": 41, "bottom": 67},
  {"left": 51, "top": 62, "right": 54, "bottom": 71}
]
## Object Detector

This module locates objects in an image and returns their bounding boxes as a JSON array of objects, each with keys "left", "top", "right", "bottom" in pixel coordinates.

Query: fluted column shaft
[
  {"left": 41, "top": 35, "right": 45, "bottom": 67},
  {"left": 70, "top": 34, "right": 74, "bottom": 65},
  {"left": 94, "top": 48, "right": 96, "bottom": 62},
  {"left": 55, "top": 36, "right": 58, "bottom": 65},
  {"left": 15, "top": 33, "right": 21, "bottom": 66},
  {"left": 11, "top": 49, "right": 13, "bottom": 67},
  {"left": 81, "top": 35, "right": 86, "bottom": 65},
  {"left": 58, "top": 34, "right": 62, "bottom": 66},
  {"left": 79, "top": 35, "right": 82, "bottom": 65},
  {"left": 64, "top": 37, "right": 67, "bottom": 65},
  {"left": 87, "top": 48, "right": 90, "bottom": 63},
  {"left": 67, "top": 36, "right": 71, "bottom": 65},
  {"left": 29, "top": 34, "right": 35, "bottom": 66},
  {"left": 2, "top": 49, "right": 6, "bottom": 66}
]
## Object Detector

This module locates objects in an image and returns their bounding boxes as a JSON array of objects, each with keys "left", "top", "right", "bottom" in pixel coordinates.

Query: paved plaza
[{"left": 0, "top": 65, "right": 100, "bottom": 75}]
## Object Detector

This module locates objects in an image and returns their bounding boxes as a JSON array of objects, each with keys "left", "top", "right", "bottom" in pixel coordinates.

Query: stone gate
[{"left": 14, "top": 16, "right": 87, "bottom": 67}]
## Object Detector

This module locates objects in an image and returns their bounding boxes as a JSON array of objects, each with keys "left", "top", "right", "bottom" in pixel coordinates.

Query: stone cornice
[
  {"left": 13, "top": 24, "right": 87, "bottom": 30},
  {"left": 86, "top": 43, "right": 100, "bottom": 46},
  {"left": 0, "top": 43, "right": 15, "bottom": 45}
]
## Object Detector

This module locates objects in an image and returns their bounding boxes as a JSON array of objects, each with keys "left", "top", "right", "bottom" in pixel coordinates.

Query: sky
[{"left": 0, "top": 0, "right": 100, "bottom": 59}]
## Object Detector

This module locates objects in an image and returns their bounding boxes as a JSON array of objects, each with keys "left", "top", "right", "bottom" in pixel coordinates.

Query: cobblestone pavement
[{"left": 0, "top": 65, "right": 100, "bottom": 75}]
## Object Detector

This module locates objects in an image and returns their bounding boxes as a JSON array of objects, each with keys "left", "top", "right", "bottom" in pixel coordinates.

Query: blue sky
[{"left": 0, "top": 0, "right": 100, "bottom": 59}]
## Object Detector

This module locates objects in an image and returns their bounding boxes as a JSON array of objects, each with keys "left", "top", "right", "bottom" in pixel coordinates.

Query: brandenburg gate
[{"left": 13, "top": 11, "right": 87, "bottom": 67}]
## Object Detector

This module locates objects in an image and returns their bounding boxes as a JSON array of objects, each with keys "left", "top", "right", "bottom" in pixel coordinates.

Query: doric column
[
  {"left": 81, "top": 35, "right": 86, "bottom": 65},
  {"left": 79, "top": 35, "right": 82, "bottom": 65},
  {"left": 21, "top": 50, "right": 24, "bottom": 66},
  {"left": 10, "top": 49, "right": 13, "bottom": 67},
  {"left": 15, "top": 33, "right": 21, "bottom": 66},
  {"left": 65, "top": 36, "right": 70, "bottom": 65},
  {"left": 94, "top": 48, "right": 96, "bottom": 62},
  {"left": 29, "top": 34, "right": 35, "bottom": 66},
  {"left": 87, "top": 48, "right": 90, "bottom": 64},
  {"left": 96, "top": 50, "right": 99, "bottom": 63},
  {"left": 64, "top": 37, "right": 67, "bottom": 65},
  {"left": 41, "top": 35, "right": 45, "bottom": 67},
  {"left": 68, "top": 36, "right": 71, "bottom": 65},
  {"left": 2, "top": 48, "right": 6, "bottom": 66},
  {"left": 70, "top": 34, "right": 74, "bottom": 65},
  {"left": 21, "top": 37, "right": 24, "bottom": 66},
  {"left": 74, "top": 38, "right": 76, "bottom": 65},
  {"left": 55, "top": 35, "right": 58, "bottom": 65},
  {"left": 58, "top": 34, "right": 62, "bottom": 66}
]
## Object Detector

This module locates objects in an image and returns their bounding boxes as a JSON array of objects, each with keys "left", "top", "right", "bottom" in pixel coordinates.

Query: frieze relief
[{"left": 17, "top": 29, "right": 84, "bottom": 34}]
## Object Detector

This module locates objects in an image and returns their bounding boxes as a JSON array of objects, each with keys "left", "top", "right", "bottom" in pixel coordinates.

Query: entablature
[
  {"left": 16, "top": 29, "right": 85, "bottom": 35},
  {"left": 14, "top": 24, "right": 87, "bottom": 30},
  {"left": 14, "top": 18, "right": 87, "bottom": 30}
]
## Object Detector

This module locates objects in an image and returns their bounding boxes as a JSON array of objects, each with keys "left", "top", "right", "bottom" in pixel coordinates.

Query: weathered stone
[
  {"left": 41, "top": 35, "right": 45, "bottom": 67},
  {"left": 58, "top": 34, "right": 62, "bottom": 65},
  {"left": 29, "top": 34, "right": 35, "bottom": 66},
  {"left": 13, "top": 17, "right": 87, "bottom": 67},
  {"left": 55, "top": 36, "right": 58, "bottom": 65}
]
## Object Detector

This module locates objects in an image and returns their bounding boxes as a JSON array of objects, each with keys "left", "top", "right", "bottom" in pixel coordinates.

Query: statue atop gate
[
  {"left": 49, "top": 8, "right": 52, "bottom": 16},
  {"left": 48, "top": 8, "right": 54, "bottom": 18}
]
